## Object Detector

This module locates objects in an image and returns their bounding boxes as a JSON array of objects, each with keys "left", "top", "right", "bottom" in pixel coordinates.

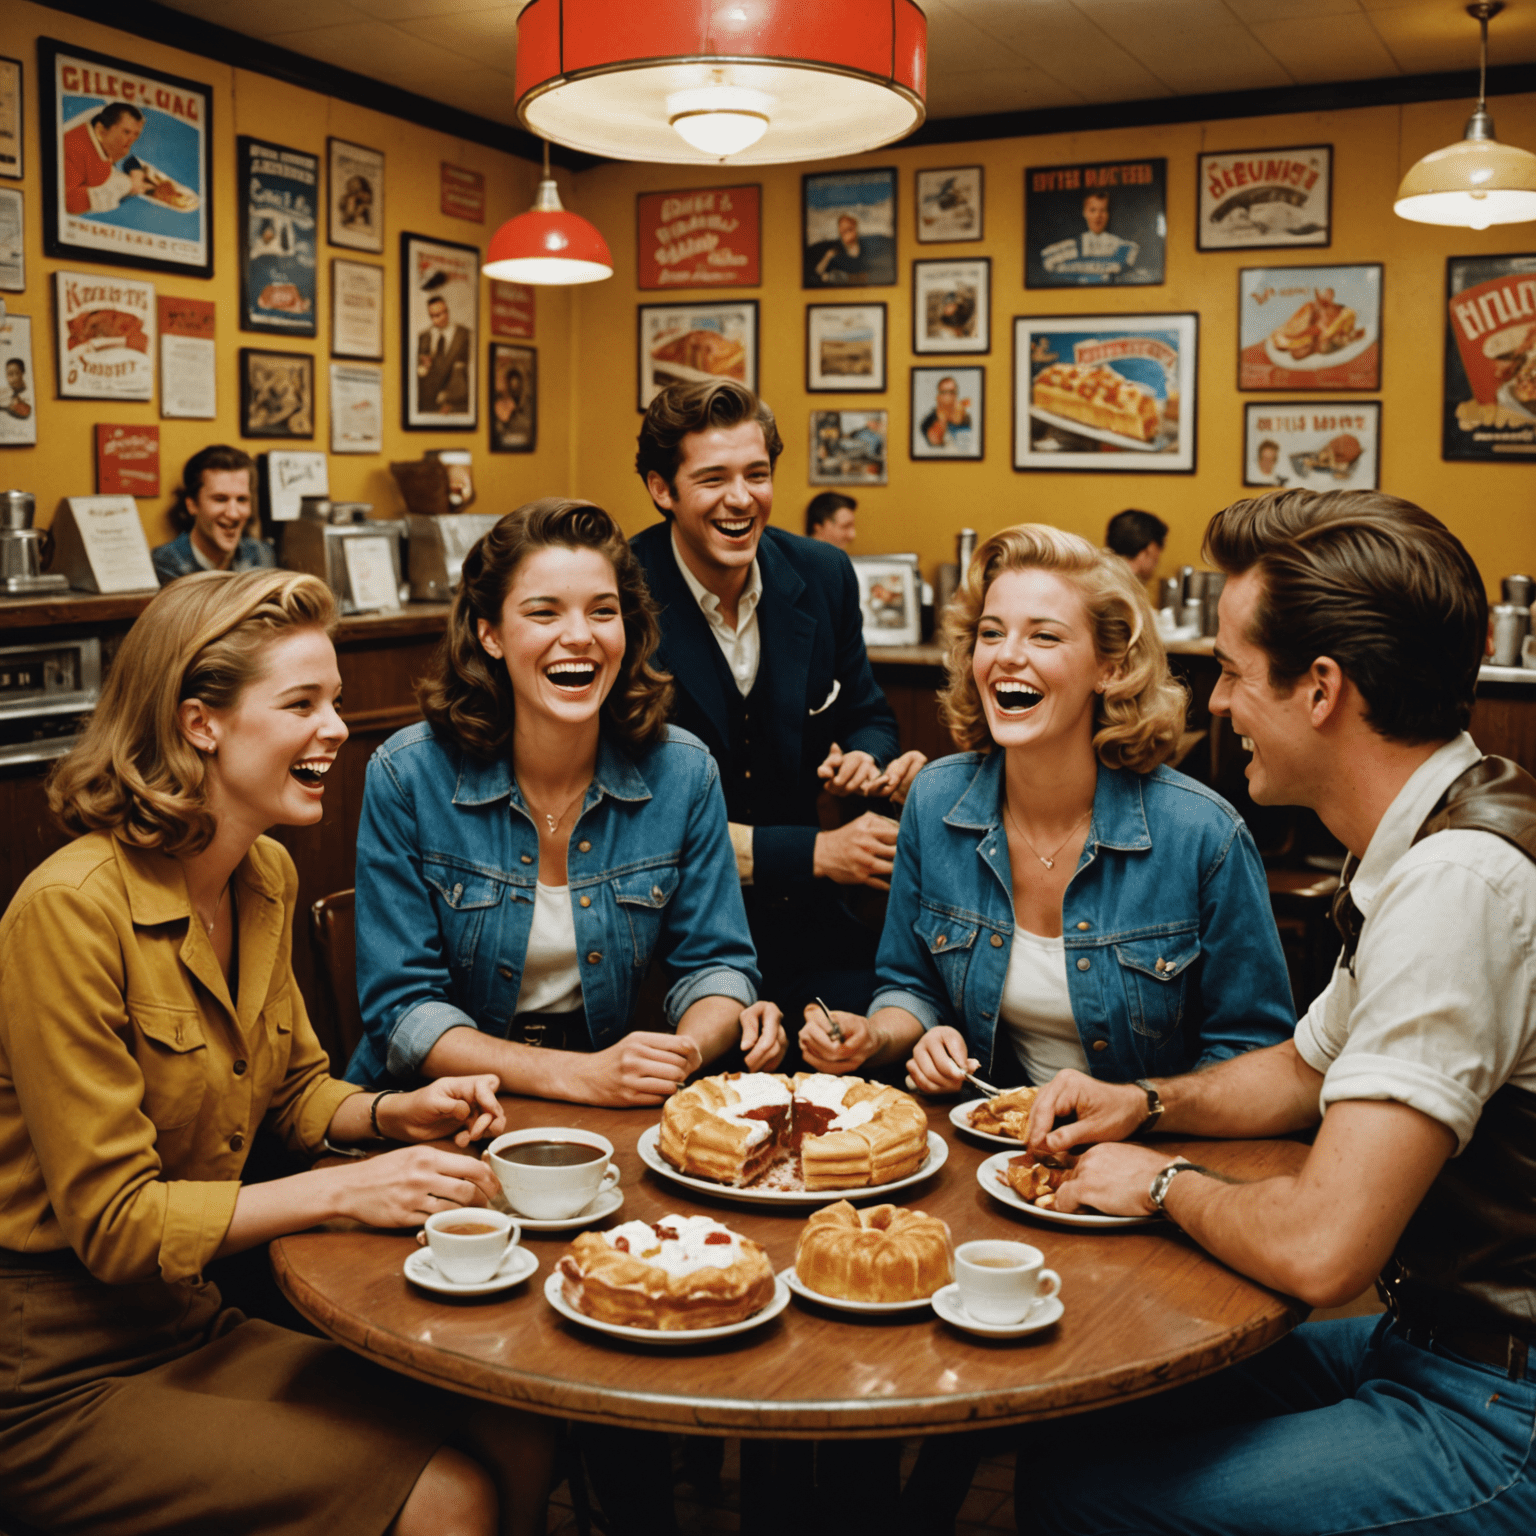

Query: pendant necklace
[
  {"left": 1003, "top": 798, "right": 1090, "bottom": 871},
  {"left": 520, "top": 781, "right": 589, "bottom": 837},
  {"left": 200, "top": 882, "right": 228, "bottom": 935}
]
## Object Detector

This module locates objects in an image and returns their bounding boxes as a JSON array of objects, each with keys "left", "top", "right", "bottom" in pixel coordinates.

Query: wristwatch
[
  {"left": 1147, "top": 1159, "right": 1217, "bottom": 1211},
  {"left": 1131, "top": 1078, "right": 1164, "bottom": 1138}
]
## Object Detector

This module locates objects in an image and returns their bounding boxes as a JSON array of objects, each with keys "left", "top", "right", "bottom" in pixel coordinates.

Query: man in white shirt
[{"left": 1019, "top": 488, "right": 1536, "bottom": 1535}]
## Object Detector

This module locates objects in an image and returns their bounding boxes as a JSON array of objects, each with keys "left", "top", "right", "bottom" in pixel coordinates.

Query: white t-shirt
[
  {"left": 1294, "top": 733, "right": 1536, "bottom": 1154},
  {"left": 999, "top": 926, "right": 1089, "bottom": 1084},
  {"left": 513, "top": 882, "right": 584, "bottom": 1016}
]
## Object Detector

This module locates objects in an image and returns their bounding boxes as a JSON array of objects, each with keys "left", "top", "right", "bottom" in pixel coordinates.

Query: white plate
[
  {"left": 780, "top": 1266, "right": 941, "bottom": 1313},
  {"left": 1029, "top": 403, "right": 1166, "bottom": 452},
  {"left": 978, "top": 1151, "right": 1157, "bottom": 1229},
  {"left": 636, "top": 1125, "right": 948, "bottom": 1206},
  {"left": 931, "top": 1282, "right": 1064, "bottom": 1338},
  {"left": 1262, "top": 325, "right": 1373, "bottom": 373},
  {"left": 948, "top": 1100, "right": 1027, "bottom": 1149},
  {"left": 543, "top": 1268, "right": 791, "bottom": 1344},
  {"left": 492, "top": 1184, "right": 625, "bottom": 1232},
  {"left": 404, "top": 1243, "right": 539, "bottom": 1297}
]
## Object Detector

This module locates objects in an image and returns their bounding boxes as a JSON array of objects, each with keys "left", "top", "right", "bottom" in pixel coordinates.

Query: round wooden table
[{"left": 272, "top": 1097, "right": 1307, "bottom": 1439}]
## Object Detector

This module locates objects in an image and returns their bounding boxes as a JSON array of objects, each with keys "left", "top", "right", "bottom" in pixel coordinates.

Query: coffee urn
[{"left": 0, "top": 492, "right": 70, "bottom": 596}]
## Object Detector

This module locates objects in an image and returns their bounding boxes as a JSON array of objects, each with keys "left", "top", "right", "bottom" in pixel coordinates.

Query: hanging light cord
[{"left": 1463, "top": 2, "right": 1502, "bottom": 140}]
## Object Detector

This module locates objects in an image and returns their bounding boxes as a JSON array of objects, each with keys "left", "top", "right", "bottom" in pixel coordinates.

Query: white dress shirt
[
  {"left": 1295, "top": 733, "right": 1536, "bottom": 1153},
  {"left": 671, "top": 527, "right": 762, "bottom": 697}
]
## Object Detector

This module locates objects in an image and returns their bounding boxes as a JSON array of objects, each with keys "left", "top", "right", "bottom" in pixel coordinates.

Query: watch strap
[
  {"left": 1148, "top": 1159, "right": 1220, "bottom": 1211},
  {"left": 1132, "top": 1078, "right": 1164, "bottom": 1138}
]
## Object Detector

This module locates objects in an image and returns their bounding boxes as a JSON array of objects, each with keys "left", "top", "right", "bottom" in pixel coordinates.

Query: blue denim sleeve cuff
[
  {"left": 385, "top": 999, "right": 482, "bottom": 1080},
  {"left": 869, "top": 988, "right": 942, "bottom": 1033},
  {"left": 665, "top": 967, "right": 758, "bottom": 1026}
]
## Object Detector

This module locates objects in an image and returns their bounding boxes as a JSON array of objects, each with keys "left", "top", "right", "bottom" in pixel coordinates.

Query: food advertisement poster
[
  {"left": 0, "top": 56, "right": 22, "bottom": 179},
  {"left": 637, "top": 300, "right": 757, "bottom": 410},
  {"left": 803, "top": 168, "right": 897, "bottom": 288},
  {"left": 916, "top": 166, "right": 982, "bottom": 243},
  {"left": 911, "top": 366, "right": 984, "bottom": 460},
  {"left": 1025, "top": 159, "right": 1165, "bottom": 288},
  {"left": 0, "top": 313, "right": 36, "bottom": 446},
  {"left": 94, "top": 423, "right": 160, "bottom": 495},
  {"left": 806, "top": 303, "right": 886, "bottom": 392},
  {"left": 1014, "top": 313, "right": 1198, "bottom": 473},
  {"left": 913, "top": 258, "right": 990, "bottom": 355},
  {"left": 1443, "top": 253, "right": 1536, "bottom": 462},
  {"left": 240, "top": 348, "right": 313, "bottom": 438},
  {"left": 330, "top": 258, "right": 384, "bottom": 359},
  {"left": 490, "top": 279, "right": 534, "bottom": 339},
  {"left": 327, "top": 138, "right": 383, "bottom": 253},
  {"left": 55, "top": 269, "right": 156, "bottom": 400},
  {"left": 810, "top": 409, "right": 888, "bottom": 485},
  {"left": 1243, "top": 402, "right": 1380, "bottom": 490},
  {"left": 158, "top": 293, "right": 215, "bottom": 419},
  {"left": 0, "top": 187, "right": 23, "bottom": 291},
  {"left": 1239, "top": 264, "right": 1381, "bottom": 391},
  {"left": 239, "top": 137, "right": 318, "bottom": 336},
  {"left": 638, "top": 185, "right": 760, "bottom": 289},
  {"left": 330, "top": 362, "right": 383, "bottom": 454},
  {"left": 490, "top": 343, "right": 536, "bottom": 453},
  {"left": 39, "top": 40, "right": 212, "bottom": 277},
  {"left": 403, "top": 232, "right": 478, "bottom": 429},
  {"left": 1197, "top": 146, "right": 1331, "bottom": 251}
]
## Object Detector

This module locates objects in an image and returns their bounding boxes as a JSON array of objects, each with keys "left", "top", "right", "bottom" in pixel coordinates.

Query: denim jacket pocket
[
  {"left": 613, "top": 865, "right": 681, "bottom": 970},
  {"left": 421, "top": 857, "right": 506, "bottom": 973},
  {"left": 132, "top": 1004, "right": 208, "bottom": 1130},
  {"left": 1113, "top": 937, "right": 1199, "bottom": 1042},
  {"left": 914, "top": 906, "right": 979, "bottom": 1016}
]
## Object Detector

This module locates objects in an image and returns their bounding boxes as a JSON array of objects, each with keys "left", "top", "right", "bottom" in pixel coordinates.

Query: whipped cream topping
[
  {"left": 796, "top": 1073, "right": 876, "bottom": 1132},
  {"left": 715, "top": 1073, "right": 792, "bottom": 1146},
  {"left": 603, "top": 1215, "right": 745, "bottom": 1276}
]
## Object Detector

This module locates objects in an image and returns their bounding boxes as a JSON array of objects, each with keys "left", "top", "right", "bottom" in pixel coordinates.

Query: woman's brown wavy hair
[
  {"left": 938, "top": 523, "right": 1187, "bottom": 773},
  {"left": 48, "top": 569, "right": 337, "bottom": 855},
  {"left": 418, "top": 498, "right": 673, "bottom": 760}
]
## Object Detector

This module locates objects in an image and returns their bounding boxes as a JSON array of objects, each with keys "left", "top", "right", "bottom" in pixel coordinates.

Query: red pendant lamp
[
  {"left": 483, "top": 140, "right": 614, "bottom": 286},
  {"left": 514, "top": 0, "right": 927, "bottom": 165}
]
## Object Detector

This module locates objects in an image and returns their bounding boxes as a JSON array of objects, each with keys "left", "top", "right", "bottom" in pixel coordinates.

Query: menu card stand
[{"left": 51, "top": 496, "right": 159, "bottom": 593}]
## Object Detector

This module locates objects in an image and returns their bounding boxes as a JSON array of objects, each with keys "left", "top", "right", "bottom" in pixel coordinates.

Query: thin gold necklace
[
  {"left": 519, "top": 780, "right": 589, "bottom": 837},
  {"left": 1003, "top": 798, "right": 1090, "bottom": 871},
  {"left": 199, "top": 882, "right": 228, "bottom": 935}
]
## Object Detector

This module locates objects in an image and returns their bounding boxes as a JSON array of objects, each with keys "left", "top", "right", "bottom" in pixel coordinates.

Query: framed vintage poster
[
  {"left": 331, "top": 258, "right": 384, "bottom": 359},
  {"left": 810, "top": 409, "right": 888, "bottom": 486},
  {"left": 1025, "top": 159, "right": 1165, "bottom": 289},
  {"left": 916, "top": 166, "right": 982, "bottom": 243},
  {"left": 328, "top": 138, "right": 384, "bottom": 253},
  {"left": 240, "top": 348, "right": 314, "bottom": 438},
  {"left": 55, "top": 269, "right": 156, "bottom": 400},
  {"left": 402, "top": 232, "right": 478, "bottom": 430},
  {"left": 441, "top": 163, "right": 484, "bottom": 222},
  {"left": 1244, "top": 401, "right": 1380, "bottom": 490},
  {"left": 912, "top": 367, "right": 984, "bottom": 460},
  {"left": 850, "top": 556, "right": 920, "bottom": 647},
  {"left": 1443, "top": 253, "right": 1536, "bottom": 462},
  {"left": 1013, "top": 313, "right": 1198, "bottom": 473},
  {"left": 0, "top": 56, "right": 22, "bottom": 180},
  {"left": 912, "top": 258, "right": 990, "bottom": 355},
  {"left": 803, "top": 168, "right": 897, "bottom": 288},
  {"left": 490, "top": 343, "right": 536, "bottom": 453},
  {"left": 1197, "top": 146, "right": 1331, "bottom": 251},
  {"left": 1239, "top": 264, "right": 1381, "bottom": 391},
  {"left": 330, "top": 362, "right": 383, "bottom": 454},
  {"left": 239, "top": 137, "right": 318, "bottom": 336},
  {"left": 95, "top": 423, "right": 160, "bottom": 497},
  {"left": 806, "top": 303, "right": 886, "bottom": 393},
  {"left": 0, "top": 188, "right": 22, "bottom": 291},
  {"left": 38, "top": 39, "right": 212, "bottom": 278},
  {"left": 158, "top": 294, "right": 216, "bottom": 419},
  {"left": 638, "top": 184, "right": 760, "bottom": 289},
  {"left": 637, "top": 299, "right": 757, "bottom": 410},
  {"left": 490, "top": 279, "right": 534, "bottom": 339},
  {"left": 0, "top": 312, "right": 36, "bottom": 448}
]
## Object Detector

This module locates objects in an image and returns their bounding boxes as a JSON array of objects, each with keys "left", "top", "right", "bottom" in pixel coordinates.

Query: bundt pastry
[
  {"left": 557, "top": 1215, "right": 775, "bottom": 1331},
  {"left": 999, "top": 1150, "right": 1074, "bottom": 1209},
  {"left": 969, "top": 1086, "right": 1039, "bottom": 1141},
  {"left": 794, "top": 1200, "right": 953, "bottom": 1302}
]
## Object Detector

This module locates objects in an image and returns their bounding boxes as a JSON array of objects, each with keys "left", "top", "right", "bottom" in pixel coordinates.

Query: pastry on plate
[
  {"left": 794, "top": 1200, "right": 952, "bottom": 1302},
  {"left": 999, "top": 1150, "right": 1074, "bottom": 1209},
  {"left": 968, "top": 1086, "right": 1039, "bottom": 1140}
]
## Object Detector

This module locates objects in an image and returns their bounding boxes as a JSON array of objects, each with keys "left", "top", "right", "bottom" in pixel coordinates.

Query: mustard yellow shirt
[{"left": 0, "top": 832, "right": 361, "bottom": 1285}]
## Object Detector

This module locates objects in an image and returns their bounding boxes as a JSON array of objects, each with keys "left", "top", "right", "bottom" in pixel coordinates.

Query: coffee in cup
[
  {"left": 424, "top": 1207, "right": 520, "bottom": 1284},
  {"left": 486, "top": 1129, "right": 618, "bottom": 1220},
  {"left": 954, "top": 1239, "right": 1060, "bottom": 1325}
]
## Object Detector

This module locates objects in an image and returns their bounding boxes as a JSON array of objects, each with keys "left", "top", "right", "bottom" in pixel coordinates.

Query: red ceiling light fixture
[
  {"left": 514, "top": 0, "right": 928, "bottom": 165},
  {"left": 482, "top": 140, "right": 614, "bottom": 286}
]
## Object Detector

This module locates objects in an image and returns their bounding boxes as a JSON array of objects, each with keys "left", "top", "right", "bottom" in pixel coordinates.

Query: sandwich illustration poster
[
  {"left": 1443, "top": 254, "right": 1536, "bottom": 462},
  {"left": 1238, "top": 264, "right": 1381, "bottom": 391}
]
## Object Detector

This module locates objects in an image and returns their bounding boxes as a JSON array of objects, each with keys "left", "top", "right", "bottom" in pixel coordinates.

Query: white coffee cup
[
  {"left": 954, "top": 1239, "right": 1061, "bottom": 1325},
  {"left": 486, "top": 1128, "right": 618, "bottom": 1220},
  {"left": 424, "top": 1207, "right": 520, "bottom": 1284}
]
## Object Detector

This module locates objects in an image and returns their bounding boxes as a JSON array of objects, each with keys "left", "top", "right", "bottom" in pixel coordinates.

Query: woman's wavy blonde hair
[
  {"left": 48, "top": 569, "right": 336, "bottom": 855},
  {"left": 938, "top": 523, "right": 1187, "bottom": 773}
]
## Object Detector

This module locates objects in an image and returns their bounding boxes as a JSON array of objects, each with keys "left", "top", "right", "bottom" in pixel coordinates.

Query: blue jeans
[{"left": 1022, "top": 1316, "right": 1536, "bottom": 1535}]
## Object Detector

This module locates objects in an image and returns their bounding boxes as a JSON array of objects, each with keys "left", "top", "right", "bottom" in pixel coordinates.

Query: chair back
[{"left": 309, "top": 888, "right": 364, "bottom": 1073}]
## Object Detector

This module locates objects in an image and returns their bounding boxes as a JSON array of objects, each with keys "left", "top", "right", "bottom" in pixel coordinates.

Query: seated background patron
[
  {"left": 152, "top": 444, "right": 277, "bottom": 586},
  {"left": 1105, "top": 507, "right": 1167, "bottom": 585},
  {"left": 806, "top": 491, "right": 857, "bottom": 549}
]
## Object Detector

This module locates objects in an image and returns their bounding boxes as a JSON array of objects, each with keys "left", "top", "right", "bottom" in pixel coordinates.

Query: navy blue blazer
[{"left": 631, "top": 522, "right": 899, "bottom": 887}]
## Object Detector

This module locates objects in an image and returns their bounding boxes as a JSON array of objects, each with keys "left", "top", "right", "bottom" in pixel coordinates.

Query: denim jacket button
[
  {"left": 580, "top": 895, "right": 592, "bottom": 908},
  {"left": 498, "top": 965, "right": 513, "bottom": 980},
  {"left": 1092, "top": 1039, "right": 1108, "bottom": 1052},
  {"left": 651, "top": 886, "right": 663, "bottom": 900},
  {"left": 935, "top": 934, "right": 948, "bottom": 949},
  {"left": 520, "top": 855, "right": 533, "bottom": 865},
  {"left": 587, "top": 951, "right": 602, "bottom": 964},
  {"left": 578, "top": 840, "right": 592, "bottom": 853},
  {"left": 1076, "top": 921, "right": 1090, "bottom": 931},
  {"left": 1077, "top": 957, "right": 1091, "bottom": 971},
  {"left": 990, "top": 933, "right": 1004, "bottom": 947}
]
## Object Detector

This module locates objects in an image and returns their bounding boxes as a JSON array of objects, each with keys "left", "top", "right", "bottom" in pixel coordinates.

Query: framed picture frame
[
  {"left": 1243, "top": 401, "right": 1380, "bottom": 489},
  {"left": 239, "top": 137, "right": 319, "bottom": 337},
  {"left": 260, "top": 448, "right": 327, "bottom": 522},
  {"left": 330, "top": 362, "right": 383, "bottom": 454},
  {"left": 1197, "top": 146, "right": 1331, "bottom": 252},
  {"left": 916, "top": 166, "right": 982, "bottom": 243},
  {"left": 849, "top": 556, "right": 921, "bottom": 648},
  {"left": 1443, "top": 253, "right": 1536, "bottom": 462},
  {"left": 0, "top": 312, "right": 37, "bottom": 448},
  {"left": 402, "top": 231, "right": 478, "bottom": 430},
  {"left": 806, "top": 303, "right": 886, "bottom": 392},
  {"left": 1013, "top": 312, "right": 1198, "bottom": 474},
  {"left": 810, "top": 409, "right": 888, "bottom": 486},
  {"left": 1025, "top": 158, "right": 1166, "bottom": 289},
  {"left": 803, "top": 167, "right": 897, "bottom": 289},
  {"left": 158, "top": 294, "right": 216, "bottom": 419},
  {"left": 0, "top": 187, "right": 23, "bottom": 292},
  {"left": 0, "top": 56, "right": 23, "bottom": 180},
  {"left": 55, "top": 269, "right": 156, "bottom": 401},
  {"left": 328, "top": 138, "right": 384, "bottom": 253},
  {"left": 239, "top": 347, "right": 314, "bottom": 439},
  {"left": 637, "top": 184, "right": 761, "bottom": 289},
  {"left": 490, "top": 279, "right": 534, "bottom": 339},
  {"left": 330, "top": 258, "right": 384, "bottom": 359},
  {"left": 39, "top": 39, "right": 213, "bottom": 278},
  {"left": 1238, "top": 264, "right": 1381, "bottom": 391},
  {"left": 912, "top": 258, "right": 990, "bottom": 355},
  {"left": 490, "top": 342, "right": 537, "bottom": 453},
  {"left": 911, "top": 366, "right": 984, "bottom": 461},
  {"left": 637, "top": 299, "right": 758, "bottom": 410}
]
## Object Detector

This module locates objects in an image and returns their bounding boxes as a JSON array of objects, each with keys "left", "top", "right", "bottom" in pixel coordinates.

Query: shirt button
[
  {"left": 1077, "top": 957, "right": 1091, "bottom": 971},
  {"left": 232, "top": 1059, "right": 247, "bottom": 1076},
  {"left": 744, "top": 770, "right": 751, "bottom": 779},
  {"left": 520, "top": 854, "right": 533, "bottom": 865},
  {"left": 230, "top": 1132, "right": 246, "bottom": 1151},
  {"left": 1092, "top": 1040, "right": 1109, "bottom": 1053},
  {"left": 498, "top": 965, "right": 513, "bottom": 979},
  {"left": 587, "top": 951, "right": 602, "bottom": 964},
  {"left": 1076, "top": 921, "right": 1090, "bottom": 931},
  {"left": 990, "top": 934, "right": 1004, "bottom": 948},
  {"left": 578, "top": 840, "right": 591, "bottom": 853},
  {"left": 580, "top": 896, "right": 592, "bottom": 908}
]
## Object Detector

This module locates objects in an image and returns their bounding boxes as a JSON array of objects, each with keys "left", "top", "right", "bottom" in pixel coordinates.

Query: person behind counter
[
  {"left": 1105, "top": 507, "right": 1167, "bottom": 584},
  {"left": 806, "top": 491, "right": 857, "bottom": 549},
  {"left": 0, "top": 568, "right": 551, "bottom": 1536},
  {"left": 151, "top": 444, "right": 277, "bottom": 586}
]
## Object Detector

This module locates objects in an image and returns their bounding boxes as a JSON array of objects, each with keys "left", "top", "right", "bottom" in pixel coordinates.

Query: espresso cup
[
  {"left": 954, "top": 1239, "right": 1061, "bottom": 1325},
  {"left": 486, "top": 1129, "right": 618, "bottom": 1220},
  {"left": 424, "top": 1208, "right": 520, "bottom": 1284}
]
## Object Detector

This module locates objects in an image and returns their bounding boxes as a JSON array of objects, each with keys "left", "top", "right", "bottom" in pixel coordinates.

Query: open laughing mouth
[
  {"left": 546, "top": 661, "right": 598, "bottom": 691},
  {"left": 712, "top": 515, "right": 757, "bottom": 543},
  {"left": 993, "top": 681, "right": 1044, "bottom": 715},
  {"left": 290, "top": 757, "right": 334, "bottom": 787}
]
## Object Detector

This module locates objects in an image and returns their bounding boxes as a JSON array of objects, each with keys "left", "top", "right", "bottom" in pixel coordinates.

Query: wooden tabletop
[{"left": 271, "top": 1097, "right": 1307, "bottom": 1439}]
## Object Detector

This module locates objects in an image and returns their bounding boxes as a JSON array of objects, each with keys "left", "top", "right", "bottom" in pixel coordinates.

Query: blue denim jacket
[
  {"left": 150, "top": 531, "right": 276, "bottom": 586},
  {"left": 870, "top": 751, "right": 1295, "bottom": 1082},
  {"left": 344, "top": 722, "right": 760, "bottom": 1085}
]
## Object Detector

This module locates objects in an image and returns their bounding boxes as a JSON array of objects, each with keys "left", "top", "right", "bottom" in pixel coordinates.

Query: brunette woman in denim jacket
[
  {"left": 800, "top": 524, "right": 1293, "bottom": 1092},
  {"left": 347, "top": 499, "right": 785, "bottom": 1105}
]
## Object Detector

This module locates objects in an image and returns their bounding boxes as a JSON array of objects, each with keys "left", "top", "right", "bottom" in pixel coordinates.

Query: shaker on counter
[
  {"left": 1500, "top": 574, "right": 1534, "bottom": 607},
  {"left": 1491, "top": 602, "right": 1530, "bottom": 668},
  {"left": 935, "top": 528, "right": 979, "bottom": 625}
]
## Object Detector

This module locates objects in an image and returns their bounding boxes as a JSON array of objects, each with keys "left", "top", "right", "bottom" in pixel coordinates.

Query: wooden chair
[
  {"left": 1266, "top": 867, "right": 1342, "bottom": 1015},
  {"left": 308, "top": 888, "right": 364, "bottom": 1075}
]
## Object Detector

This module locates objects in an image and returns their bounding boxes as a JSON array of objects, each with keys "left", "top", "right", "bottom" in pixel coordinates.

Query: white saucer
[
  {"left": 931, "top": 1283, "right": 1064, "bottom": 1338},
  {"left": 780, "top": 1266, "right": 939, "bottom": 1313},
  {"left": 978, "top": 1151, "right": 1157, "bottom": 1228},
  {"left": 405, "top": 1243, "right": 539, "bottom": 1297},
  {"left": 543, "top": 1269, "right": 792, "bottom": 1345},
  {"left": 492, "top": 1184, "right": 625, "bottom": 1232},
  {"left": 948, "top": 1099, "right": 1026, "bottom": 1149}
]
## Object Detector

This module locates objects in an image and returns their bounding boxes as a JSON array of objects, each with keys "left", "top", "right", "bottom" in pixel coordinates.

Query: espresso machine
[{"left": 0, "top": 491, "right": 70, "bottom": 596}]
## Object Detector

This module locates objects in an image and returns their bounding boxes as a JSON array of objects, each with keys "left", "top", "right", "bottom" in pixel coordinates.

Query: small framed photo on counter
[
  {"left": 916, "top": 166, "right": 982, "bottom": 243},
  {"left": 806, "top": 303, "right": 886, "bottom": 392},
  {"left": 490, "top": 343, "right": 536, "bottom": 453},
  {"left": 1243, "top": 401, "right": 1380, "bottom": 490},
  {"left": 911, "top": 366, "right": 984, "bottom": 460},
  {"left": 810, "top": 409, "right": 888, "bottom": 485},
  {"left": 850, "top": 556, "right": 920, "bottom": 648},
  {"left": 240, "top": 348, "right": 314, "bottom": 438},
  {"left": 912, "top": 258, "right": 989, "bottom": 355}
]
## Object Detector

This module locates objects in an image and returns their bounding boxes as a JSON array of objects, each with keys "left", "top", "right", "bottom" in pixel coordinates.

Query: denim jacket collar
[{"left": 450, "top": 730, "right": 654, "bottom": 809}]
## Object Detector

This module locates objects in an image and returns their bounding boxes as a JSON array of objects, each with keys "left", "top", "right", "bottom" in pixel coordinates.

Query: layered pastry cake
[
  {"left": 794, "top": 1200, "right": 953, "bottom": 1302},
  {"left": 1032, "top": 362, "right": 1160, "bottom": 443},
  {"left": 557, "top": 1214, "right": 774, "bottom": 1330}
]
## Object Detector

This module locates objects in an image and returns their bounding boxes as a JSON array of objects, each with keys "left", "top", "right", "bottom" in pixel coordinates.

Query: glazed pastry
[{"left": 794, "top": 1200, "right": 952, "bottom": 1302}]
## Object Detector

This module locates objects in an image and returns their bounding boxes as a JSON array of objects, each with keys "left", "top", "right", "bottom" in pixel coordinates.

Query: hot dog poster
[
  {"left": 636, "top": 300, "right": 758, "bottom": 410},
  {"left": 1238, "top": 264, "right": 1381, "bottom": 391},
  {"left": 39, "top": 39, "right": 212, "bottom": 278},
  {"left": 1443, "top": 254, "right": 1536, "bottom": 463},
  {"left": 54, "top": 269, "right": 156, "bottom": 401},
  {"left": 239, "top": 137, "right": 318, "bottom": 337},
  {"left": 1197, "top": 146, "right": 1331, "bottom": 251},
  {"left": 1242, "top": 402, "right": 1380, "bottom": 491}
]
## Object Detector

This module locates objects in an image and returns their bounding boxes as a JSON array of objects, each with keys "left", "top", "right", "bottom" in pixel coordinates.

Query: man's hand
[
  {"left": 1053, "top": 1142, "right": 1173, "bottom": 1217},
  {"left": 800, "top": 1008, "right": 882, "bottom": 1073},
  {"left": 907, "top": 1025, "right": 975, "bottom": 1094},
  {"left": 1026, "top": 1069, "right": 1150, "bottom": 1161},
  {"left": 378, "top": 1075, "right": 506, "bottom": 1147},
  {"left": 739, "top": 1002, "right": 788, "bottom": 1071},
  {"left": 813, "top": 811, "right": 898, "bottom": 889},
  {"left": 817, "top": 742, "right": 884, "bottom": 798},
  {"left": 578, "top": 1031, "right": 703, "bottom": 1106},
  {"left": 126, "top": 168, "right": 148, "bottom": 196},
  {"left": 866, "top": 749, "right": 927, "bottom": 807}
]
